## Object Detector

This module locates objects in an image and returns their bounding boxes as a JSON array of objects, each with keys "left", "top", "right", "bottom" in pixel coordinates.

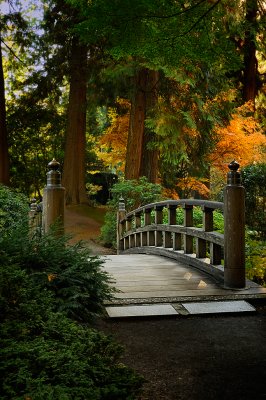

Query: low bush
[
  {"left": 101, "top": 177, "right": 162, "bottom": 247},
  {"left": 0, "top": 263, "right": 143, "bottom": 399},
  {"left": 246, "top": 235, "right": 266, "bottom": 287},
  {"left": 0, "top": 185, "right": 144, "bottom": 399}
]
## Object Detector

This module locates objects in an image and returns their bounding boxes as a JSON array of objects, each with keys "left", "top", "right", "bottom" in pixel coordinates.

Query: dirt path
[{"left": 64, "top": 205, "right": 115, "bottom": 255}]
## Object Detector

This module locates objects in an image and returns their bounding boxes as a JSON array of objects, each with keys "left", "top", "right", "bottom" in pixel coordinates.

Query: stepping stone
[
  {"left": 106, "top": 304, "right": 179, "bottom": 318},
  {"left": 182, "top": 300, "right": 255, "bottom": 315}
]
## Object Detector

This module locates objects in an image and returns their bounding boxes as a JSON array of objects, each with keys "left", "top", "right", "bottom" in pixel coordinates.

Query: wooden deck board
[{"left": 102, "top": 254, "right": 266, "bottom": 303}]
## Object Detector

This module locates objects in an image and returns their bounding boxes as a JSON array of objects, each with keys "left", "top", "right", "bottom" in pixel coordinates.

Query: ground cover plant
[{"left": 0, "top": 185, "right": 144, "bottom": 399}]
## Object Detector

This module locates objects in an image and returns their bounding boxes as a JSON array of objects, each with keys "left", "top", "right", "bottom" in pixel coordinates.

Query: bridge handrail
[
  {"left": 117, "top": 161, "right": 246, "bottom": 289},
  {"left": 120, "top": 199, "right": 223, "bottom": 223}
]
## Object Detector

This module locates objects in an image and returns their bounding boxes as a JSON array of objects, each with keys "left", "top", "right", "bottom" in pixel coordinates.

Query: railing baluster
[
  {"left": 196, "top": 206, "right": 214, "bottom": 258},
  {"left": 164, "top": 205, "right": 177, "bottom": 248},
  {"left": 134, "top": 211, "right": 141, "bottom": 247},
  {"left": 210, "top": 243, "right": 222, "bottom": 265},
  {"left": 183, "top": 204, "right": 193, "bottom": 254},
  {"left": 155, "top": 205, "right": 163, "bottom": 247}
]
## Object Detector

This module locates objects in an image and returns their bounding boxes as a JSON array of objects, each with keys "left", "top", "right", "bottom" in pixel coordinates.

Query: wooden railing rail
[{"left": 117, "top": 161, "right": 246, "bottom": 289}]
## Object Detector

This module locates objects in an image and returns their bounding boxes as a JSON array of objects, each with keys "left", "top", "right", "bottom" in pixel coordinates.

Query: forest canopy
[{"left": 0, "top": 0, "right": 265, "bottom": 202}]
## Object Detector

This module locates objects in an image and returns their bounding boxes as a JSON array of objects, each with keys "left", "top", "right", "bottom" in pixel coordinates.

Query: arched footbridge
[{"left": 103, "top": 163, "right": 266, "bottom": 317}]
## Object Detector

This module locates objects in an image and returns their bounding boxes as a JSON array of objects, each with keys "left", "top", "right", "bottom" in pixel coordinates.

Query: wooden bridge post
[
  {"left": 117, "top": 196, "right": 126, "bottom": 254},
  {"left": 224, "top": 161, "right": 246, "bottom": 289},
  {"left": 42, "top": 159, "right": 65, "bottom": 235}
]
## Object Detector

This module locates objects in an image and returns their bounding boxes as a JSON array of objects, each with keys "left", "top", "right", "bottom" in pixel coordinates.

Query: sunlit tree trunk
[
  {"left": 243, "top": 0, "right": 258, "bottom": 107},
  {"left": 125, "top": 67, "right": 159, "bottom": 182},
  {"left": 62, "top": 38, "right": 88, "bottom": 205},
  {"left": 0, "top": 39, "right": 10, "bottom": 185}
]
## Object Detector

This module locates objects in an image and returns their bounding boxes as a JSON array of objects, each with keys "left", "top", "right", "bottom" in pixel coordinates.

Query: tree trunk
[
  {"left": 139, "top": 70, "right": 159, "bottom": 182},
  {"left": 0, "top": 39, "right": 10, "bottom": 185},
  {"left": 243, "top": 0, "right": 258, "bottom": 107},
  {"left": 125, "top": 68, "right": 159, "bottom": 182},
  {"left": 125, "top": 68, "right": 146, "bottom": 180},
  {"left": 62, "top": 38, "right": 88, "bottom": 205}
]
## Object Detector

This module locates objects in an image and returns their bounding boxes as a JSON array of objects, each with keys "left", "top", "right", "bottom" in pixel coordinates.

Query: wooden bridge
[
  {"left": 31, "top": 160, "right": 266, "bottom": 316},
  {"left": 104, "top": 162, "right": 266, "bottom": 316}
]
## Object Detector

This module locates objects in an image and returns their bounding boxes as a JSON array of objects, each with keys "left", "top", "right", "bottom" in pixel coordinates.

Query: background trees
[{"left": 0, "top": 0, "right": 265, "bottom": 203}]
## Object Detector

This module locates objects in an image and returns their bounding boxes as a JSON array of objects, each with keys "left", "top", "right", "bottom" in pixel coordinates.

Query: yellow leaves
[
  {"left": 162, "top": 188, "right": 180, "bottom": 199},
  {"left": 48, "top": 273, "right": 57, "bottom": 282},
  {"left": 176, "top": 177, "right": 210, "bottom": 198},
  {"left": 97, "top": 98, "right": 130, "bottom": 173},
  {"left": 210, "top": 102, "right": 266, "bottom": 173}
]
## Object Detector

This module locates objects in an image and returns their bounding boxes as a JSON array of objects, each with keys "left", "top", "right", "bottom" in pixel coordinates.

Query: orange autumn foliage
[
  {"left": 209, "top": 102, "right": 266, "bottom": 173},
  {"left": 176, "top": 176, "right": 210, "bottom": 199},
  {"left": 97, "top": 99, "right": 129, "bottom": 173}
]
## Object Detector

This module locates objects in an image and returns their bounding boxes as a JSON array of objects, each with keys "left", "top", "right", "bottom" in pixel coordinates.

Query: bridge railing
[{"left": 117, "top": 161, "right": 246, "bottom": 289}]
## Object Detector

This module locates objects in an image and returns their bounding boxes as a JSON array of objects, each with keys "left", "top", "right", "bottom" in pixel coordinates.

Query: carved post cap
[
  {"left": 227, "top": 160, "right": 241, "bottom": 185},
  {"left": 48, "top": 158, "right": 60, "bottom": 170},
  {"left": 118, "top": 196, "right": 125, "bottom": 212},
  {"left": 47, "top": 159, "right": 61, "bottom": 186}
]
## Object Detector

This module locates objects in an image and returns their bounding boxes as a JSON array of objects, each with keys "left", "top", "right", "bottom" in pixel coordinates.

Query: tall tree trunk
[
  {"left": 62, "top": 38, "right": 88, "bottom": 205},
  {"left": 139, "top": 70, "right": 159, "bottom": 182},
  {"left": 0, "top": 39, "right": 10, "bottom": 185},
  {"left": 125, "top": 68, "right": 146, "bottom": 180},
  {"left": 125, "top": 68, "right": 159, "bottom": 182},
  {"left": 243, "top": 0, "right": 258, "bottom": 107}
]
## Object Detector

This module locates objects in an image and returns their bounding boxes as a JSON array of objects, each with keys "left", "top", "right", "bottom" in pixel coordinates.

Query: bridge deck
[{"left": 103, "top": 254, "right": 266, "bottom": 305}]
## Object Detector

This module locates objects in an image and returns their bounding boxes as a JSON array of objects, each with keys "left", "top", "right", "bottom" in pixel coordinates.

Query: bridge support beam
[{"left": 224, "top": 161, "right": 246, "bottom": 289}]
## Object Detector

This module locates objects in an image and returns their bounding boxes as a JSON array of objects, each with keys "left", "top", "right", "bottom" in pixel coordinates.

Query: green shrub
[
  {"left": 0, "top": 263, "right": 144, "bottom": 399},
  {"left": 241, "top": 163, "right": 266, "bottom": 237},
  {"left": 0, "top": 224, "right": 114, "bottom": 323},
  {"left": 0, "top": 186, "right": 144, "bottom": 399},
  {"left": 0, "top": 184, "right": 29, "bottom": 231},
  {"left": 245, "top": 235, "right": 266, "bottom": 287},
  {"left": 101, "top": 177, "right": 162, "bottom": 247}
]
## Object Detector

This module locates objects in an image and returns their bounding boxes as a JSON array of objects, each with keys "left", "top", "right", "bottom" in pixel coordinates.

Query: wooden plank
[{"left": 102, "top": 254, "right": 266, "bottom": 302}]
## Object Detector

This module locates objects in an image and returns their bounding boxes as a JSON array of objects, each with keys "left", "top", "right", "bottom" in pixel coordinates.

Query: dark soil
[
  {"left": 66, "top": 205, "right": 266, "bottom": 400},
  {"left": 95, "top": 306, "right": 266, "bottom": 400}
]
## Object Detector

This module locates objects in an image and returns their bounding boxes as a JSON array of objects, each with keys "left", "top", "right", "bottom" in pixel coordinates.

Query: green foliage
[
  {"left": 162, "top": 207, "right": 224, "bottom": 232},
  {"left": 109, "top": 176, "right": 162, "bottom": 211},
  {"left": 0, "top": 184, "right": 29, "bottom": 230},
  {"left": 0, "top": 186, "right": 113, "bottom": 322},
  {"left": 245, "top": 235, "right": 266, "bottom": 287},
  {"left": 100, "top": 177, "right": 162, "bottom": 247},
  {"left": 241, "top": 163, "right": 266, "bottom": 237},
  {"left": 0, "top": 186, "right": 144, "bottom": 399},
  {"left": 0, "top": 265, "right": 143, "bottom": 399}
]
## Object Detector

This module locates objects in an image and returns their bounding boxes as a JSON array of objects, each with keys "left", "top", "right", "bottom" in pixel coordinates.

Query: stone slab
[
  {"left": 106, "top": 304, "right": 179, "bottom": 318},
  {"left": 182, "top": 300, "right": 256, "bottom": 314}
]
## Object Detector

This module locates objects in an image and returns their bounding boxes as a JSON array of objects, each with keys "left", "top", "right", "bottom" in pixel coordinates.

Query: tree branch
[
  {"left": 106, "top": 0, "right": 208, "bottom": 20},
  {"left": 182, "top": 0, "right": 222, "bottom": 36},
  {"left": 0, "top": 37, "right": 25, "bottom": 64}
]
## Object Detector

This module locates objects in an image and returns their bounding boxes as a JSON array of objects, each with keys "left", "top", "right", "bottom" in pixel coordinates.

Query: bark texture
[
  {"left": 125, "top": 68, "right": 159, "bottom": 183},
  {"left": 62, "top": 38, "right": 88, "bottom": 205},
  {"left": 243, "top": 0, "right": 258, "bottom": 106}
]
